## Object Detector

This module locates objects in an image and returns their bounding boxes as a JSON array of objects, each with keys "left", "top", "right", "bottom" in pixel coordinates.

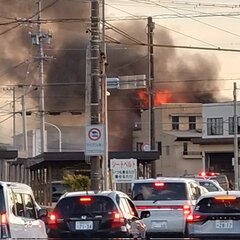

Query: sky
[{"left": 105, "top": 0, "right": 240, "bottom": 100}]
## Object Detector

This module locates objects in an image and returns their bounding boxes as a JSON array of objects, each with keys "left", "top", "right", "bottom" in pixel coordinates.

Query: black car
[{"left": 47, "top": 190, "right": 150, "bottom": 239}]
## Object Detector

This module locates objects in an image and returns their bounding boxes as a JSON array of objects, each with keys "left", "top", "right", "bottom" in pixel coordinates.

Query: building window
[
  {"left": 228, "top": 117, "right": 240, "bottom": 134},
  {"left": 183, "top": 142, "right": 188, "bottom": 155},
  {"left": 157, "top": 142, "right": 162, "bottom": 155},
  {"left": 189, "top": 116, "right": 196, "bottom": 130},
  {"left": 136, "top": 142, "right": 143, "bottom": 151},
  {"left": 166, "top": 145, "right": 170, "bottom": 155},
  {"left": 172, "top": 116, "right": 179, "bottom": 130},
  {"left": 207, "top": 118, "right": 223, "bottom": 135}
]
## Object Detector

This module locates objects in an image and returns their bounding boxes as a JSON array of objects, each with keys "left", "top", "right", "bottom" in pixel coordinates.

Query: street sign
[
  {"left": 110, "top": 158, "right": 137, "bottom": 183},
  {"left": 85, "top": 125, "right": 105, "bottom": 156}
]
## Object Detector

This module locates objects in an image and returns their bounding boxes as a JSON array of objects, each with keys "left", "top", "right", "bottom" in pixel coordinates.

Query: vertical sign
[
  {"left": 85, "top": 125, "right": 105, "bottom": 156},
  {"left": 110, "top": 158, "right": 137, "bottom": 183}
]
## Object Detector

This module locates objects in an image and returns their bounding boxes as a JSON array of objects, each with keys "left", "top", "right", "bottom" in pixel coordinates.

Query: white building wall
[{"left": 202, "top": 102, "right": 240, "bottom": 139}]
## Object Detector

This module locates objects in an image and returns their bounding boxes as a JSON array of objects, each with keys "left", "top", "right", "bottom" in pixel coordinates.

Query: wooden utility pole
[
  {"left": 90, "top": 0, "right": 101, "bottom": 191},
  {"left": 147, "top": 17, "right": 156, "bottom": 177}
]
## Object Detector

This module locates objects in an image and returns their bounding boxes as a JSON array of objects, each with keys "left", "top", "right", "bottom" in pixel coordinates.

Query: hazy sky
[{"left": 106, "top": 0, "right": 240, "bottom": 100}]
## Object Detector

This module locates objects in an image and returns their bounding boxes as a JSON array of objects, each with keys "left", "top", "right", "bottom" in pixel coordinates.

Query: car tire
[{"left": 183, "top": 224, "right": 189, "bottom": 238}]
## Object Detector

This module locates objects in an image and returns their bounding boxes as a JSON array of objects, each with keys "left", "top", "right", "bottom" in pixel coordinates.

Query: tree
[{"left": 63, "top": 174, "right": 91, "bottom": 191}]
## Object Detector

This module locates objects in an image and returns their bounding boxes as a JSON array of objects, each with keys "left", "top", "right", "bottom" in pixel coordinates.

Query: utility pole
[
  {"left": 234, "top": 82, "right": 239, "bottom": 190},
  {"left": 37, "top": 0, "right": 45, "bottom": 153},
  {"left": 100, "top": 0, "right": 109, "bottom": 191},
  {"left": 21, "top": 94, "right": 28, "bottom": 154},
  {"left": 147, "top": 17, "right": 156, "bottom": 177},
  {"left": 31, "top": 0, "right": 52, "bottom": 153},
  {"left": 90, "top": 0, "right": 101, "bottom": 191},
  {"left": 3, "top": 87, "right": 16, "bottom": 147},
  {"left": 12, "top": 87, "right": 16, "bottom": 148}
]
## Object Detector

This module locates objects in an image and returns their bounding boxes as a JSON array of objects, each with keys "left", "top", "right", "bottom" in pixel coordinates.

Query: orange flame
[{"left": 137, "top": 89, "right": 172, "bottom": 109}]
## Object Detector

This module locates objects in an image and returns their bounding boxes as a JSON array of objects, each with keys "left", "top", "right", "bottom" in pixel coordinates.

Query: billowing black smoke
[{"left": 0, "top": 0, "right": 222, "bottom": 150}]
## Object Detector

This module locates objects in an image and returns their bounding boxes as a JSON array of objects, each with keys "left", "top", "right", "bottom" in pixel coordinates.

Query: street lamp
[{"left": 45, "top": 122, "right": 62, "bottom": 152}]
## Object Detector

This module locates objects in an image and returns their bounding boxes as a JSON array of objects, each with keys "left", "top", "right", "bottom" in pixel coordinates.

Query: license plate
[
  {"left": 151, "top": 221, "right": 168, "bottom": 229},
  {"left": 75, "top": 221, "right": 93, "bottom": 230},
  {"left": 215, "top": 220, "right": 233, "bottom": 229}
]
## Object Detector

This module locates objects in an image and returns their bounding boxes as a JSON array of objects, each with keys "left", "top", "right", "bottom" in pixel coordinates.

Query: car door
[
  {"left": 22, "top": 193, "right": 47, "bottom": 238},
  {"left": 8, "top": 190, "right": 30, "bottom": 238}
]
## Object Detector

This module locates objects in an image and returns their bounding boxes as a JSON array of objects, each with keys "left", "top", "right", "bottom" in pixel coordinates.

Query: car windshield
[
  {"left": 195, "top": 197, "right": 240, "bottom": 213},
  {"left": 55, "top": 196, "right": 117, "bottom": 218},
  {"left": 132, "top": 182, "right": 187, "bottom": 201}
]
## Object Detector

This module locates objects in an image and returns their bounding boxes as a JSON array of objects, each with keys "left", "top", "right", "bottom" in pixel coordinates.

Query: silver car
[
  {"left": 131, "top": 178, "right": 202, "bottom": 238},
  {"left": 187, "top": 191, "right": 240, "bottom": 238}
]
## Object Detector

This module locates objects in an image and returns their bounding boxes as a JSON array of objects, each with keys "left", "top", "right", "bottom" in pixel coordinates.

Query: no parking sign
[{"left": 85, "top": 125, "right": 105, "bottom": 156}]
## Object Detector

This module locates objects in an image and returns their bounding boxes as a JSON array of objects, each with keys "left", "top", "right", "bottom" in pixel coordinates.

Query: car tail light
[
  {"left": 48, "top": 213, "right": 57, "bottom": 224},
  {"left": 187, "top": 213, "right": 207, "bottom": 223},
  {"left": 154, "top": 182, "right": 165, "bottom": 187},
  {"left": 1, "top": 213, "right": 7, "bottom": 224},
  {"left": 0, "top": 213, "right": 10, "bottom": 238},
  {"left": 80, "top": 196, "right": 92, "bottom": 203},
  {"left": 183, "top": 205, "right": 191, "bottom": 216},
  {"left": 112, "top": 212, "right": 125, "bottom": 228},
  {"left": 214, "top": 196, "right": 236, "bottom": 200},
  {"left": 48, "top": 213, "right": 59, "bottom": 230}
]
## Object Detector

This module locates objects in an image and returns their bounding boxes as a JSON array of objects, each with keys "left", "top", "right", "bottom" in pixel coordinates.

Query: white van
[
  {"left": 0, "top": 181, "right": 48, "bottom": 239},
  {"left": 131, "top": 177, "right": 202, "bottom": 238}
]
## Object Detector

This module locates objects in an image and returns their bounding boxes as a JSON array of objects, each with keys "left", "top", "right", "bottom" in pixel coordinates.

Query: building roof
[
  {"left": 11, "top": 151, "right": 160, "bottom": 169},
  {"left": 191, "top": 137, "right": 237, "bottom": 145},
  {"left": 0, "top": 150, "right": 17, "bottom": 160},
  {"left": 165, "top": 131, "right": 202, "bottom": 140}
]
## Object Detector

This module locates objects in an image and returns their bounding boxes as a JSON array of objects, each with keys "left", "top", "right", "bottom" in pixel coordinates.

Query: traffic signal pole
[{"left": 90, "top": 0, "right": 101, "bottom": 191}]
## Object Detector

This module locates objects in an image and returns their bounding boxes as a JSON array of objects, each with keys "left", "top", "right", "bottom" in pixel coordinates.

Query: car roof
[
  {"left": 191, "top": 178, "right": 218, "bottom": 183},
  {"left": 197, "top": 190, "right": 240, "bottom": 201},
  {"left": 132, "top": 177, "right": 196, "bottom": 184},
  {"left": 60, "top": 190, "right": 129, "bottom": 199},
  {"left": 0, "top": 181, "right": 32, "bottom": 189}
]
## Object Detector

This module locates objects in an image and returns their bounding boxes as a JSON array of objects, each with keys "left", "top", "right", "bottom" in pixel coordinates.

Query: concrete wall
[{"left": 133, "top": 103, "right": 203, "bottom": 177}]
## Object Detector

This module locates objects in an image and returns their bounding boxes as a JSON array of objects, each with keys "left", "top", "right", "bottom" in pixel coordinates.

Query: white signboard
[
  {"left": 85, "top": 125, "right": 105, "bottom": 156},
  {"left": 110, "top": 158, "right": 137, "bottom": 183}
]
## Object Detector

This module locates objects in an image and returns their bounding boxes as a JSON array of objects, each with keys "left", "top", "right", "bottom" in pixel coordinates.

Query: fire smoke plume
[{"left": 0, "top": 1, "right": 221, "bottom": 150}]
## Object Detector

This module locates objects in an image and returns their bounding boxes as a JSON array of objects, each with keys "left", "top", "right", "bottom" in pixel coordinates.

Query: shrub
[{"left": 63, "top": 174, "right": 91, "bottom": 191}]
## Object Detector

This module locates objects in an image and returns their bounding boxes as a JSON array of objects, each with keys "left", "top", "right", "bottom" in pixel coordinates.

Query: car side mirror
[
  {"left": 140, "top": 210, "right": 151, "bottom": 219},
  {"left": 38, "top": 208, "right": 48, "bottom": 219}
]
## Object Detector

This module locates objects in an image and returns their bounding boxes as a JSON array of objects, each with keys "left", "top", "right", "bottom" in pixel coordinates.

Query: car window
[
  {"left": 119, "top": 197, "right": 132, "bottom": 215},
  {"left": 190, "top": 182, "right": 201, "bottom": 200},
  {"left": 127, "top": 198, "right": 138, "bottom": 217},
  {"left": 195, "top": 197, "right": 240, "bottom": 213},
  {"left": 208, "top": 175, "right": 229, "bottom": 190},
  {"left": 0, "top": 186, "right": 5, "bottom": 213},
  {"left": 132, "top": 182, "right": 188, "bottom": 200},
  {"left": 13, "top": 193, "right": 24, "bottom": 217},
  {"left": 23, "top": 194, "right": 37, "bottom": 219},
  {"left": 199, "top": 182, "right": 219, "bottom": 192},
  {"left": 55, "top": 196, "right": 117, "bottom": 218}
]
